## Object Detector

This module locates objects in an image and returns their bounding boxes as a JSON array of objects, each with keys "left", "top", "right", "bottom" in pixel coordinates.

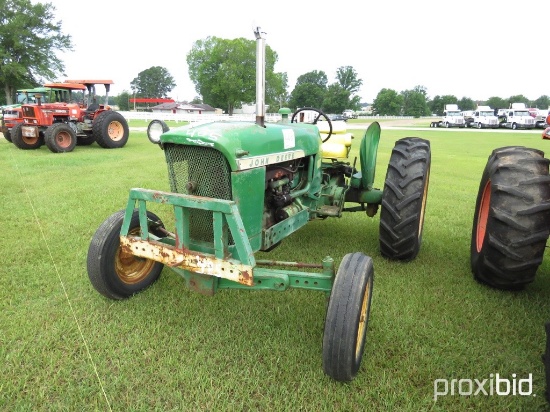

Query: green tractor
[{"left": 87, "top": 28, "right": 431, "bottom": 381}]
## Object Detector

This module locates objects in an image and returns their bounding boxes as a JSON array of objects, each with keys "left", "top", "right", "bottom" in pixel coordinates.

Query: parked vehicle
[
  {"left": 464, "top": 105, "right": 499, "bottom": 129},
  {"left": 329, "top": 114, "right": 347, "bottom": 122},
  {"left": 430, "top": 104, "right": 466, "bottom": 128},
  {"left": 12, "top": 80, "right": 129, "bottom": 153},
  {"left": 532, "top": 108, "right": 550, "bottom": 129},
  {"left": 1, "top": 86, "right": 66, "bottom": 142},
  {"left": 496, "top": 103, "right": 536, "bottom": 130},
  {"left": 342, "top": 109, "right": 357, "bottom": 119},
  {"left": 86, "top": 27, "right": 432, "bottom": 382}
]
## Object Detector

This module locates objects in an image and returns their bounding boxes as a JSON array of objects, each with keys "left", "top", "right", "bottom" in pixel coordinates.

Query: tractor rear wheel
[
  {"left": 87, "top": 209, "right": 165, "bottom": 299},
  {"left": 11, "top": 123, "right": 43, "bottom": 150},
  {"left": 471, "top": 146, "right": 550, "bottom": 289},
  {"left": 379, "top": 137, "right": 431, "bottom": 260},
  {"left": 322, "top": 252, "right": 374, "bottom": 382},
  {"left": 45, "top": 123, "right": 77, "bottom": 153},
  {"left": 93, "top": 111, "right": 129, "bottom": 148}
]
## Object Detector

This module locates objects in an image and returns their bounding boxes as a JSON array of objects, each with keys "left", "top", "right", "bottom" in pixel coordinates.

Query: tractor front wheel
[
  {"left": 471, "top": 146, "right": 550, "bottom": 289},
  {"left": 379, "top": 137, "right": 431, "bottom": 260},
  {"left": 322, "top": 252, "right": 374, "bottom": 382},
  {"left": 93, "top": 111, "right": 129, "bottom": 148},
  {"left": 45, "top": 123, "right": 77, "bottom": 153},
  {"left": 2, "top": 128, "right": 12, "bottom": 143},
  {"left": 87, "top": 209, "right": 165, "bottom": 299},
  {"left": 11, "top": 123, "right": 43, "bottom": 150}
]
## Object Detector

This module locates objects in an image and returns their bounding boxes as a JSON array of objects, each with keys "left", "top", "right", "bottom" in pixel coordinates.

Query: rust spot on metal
[
  {"left": 240, "top": 270, "right": 252, "bottom": 285},
  {"left": 120, "top": 235, "right": 253, "bottom": 285}
]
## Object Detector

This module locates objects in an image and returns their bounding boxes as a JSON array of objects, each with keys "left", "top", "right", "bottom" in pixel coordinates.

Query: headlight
[{"left": 147, "top": 120, "right": 170, "bottom": 144}]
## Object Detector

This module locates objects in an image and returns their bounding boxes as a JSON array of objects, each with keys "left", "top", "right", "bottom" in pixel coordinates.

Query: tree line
[
  {"left": 372, "top": 87, "right": 550, "bottom": 117},
  {"left": 1, "top": 0, "right": 548, "bottom": 117}
]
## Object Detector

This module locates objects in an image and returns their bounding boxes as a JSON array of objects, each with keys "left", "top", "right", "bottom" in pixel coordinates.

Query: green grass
[{"left": 1, "top": 127, "right": 550, "bottom": 411}]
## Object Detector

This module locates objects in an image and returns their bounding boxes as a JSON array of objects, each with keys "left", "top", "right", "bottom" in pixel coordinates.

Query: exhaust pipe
[{"left": 254, "top": 27, "right": 266, "bottom": 127}]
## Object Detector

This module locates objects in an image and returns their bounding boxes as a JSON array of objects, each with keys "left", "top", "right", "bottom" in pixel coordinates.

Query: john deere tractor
[{"left": 87, "top": 28, "right": 431, "bottom": 381}]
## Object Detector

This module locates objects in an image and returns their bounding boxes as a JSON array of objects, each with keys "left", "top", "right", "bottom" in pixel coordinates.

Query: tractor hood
[{"left": 160, "top": 121, "right": 320, "bottom": 171}]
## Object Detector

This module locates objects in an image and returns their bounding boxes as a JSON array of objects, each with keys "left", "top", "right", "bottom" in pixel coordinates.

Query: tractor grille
[{"left": 164, "top": 144, "right": 233, "bottom": 244}]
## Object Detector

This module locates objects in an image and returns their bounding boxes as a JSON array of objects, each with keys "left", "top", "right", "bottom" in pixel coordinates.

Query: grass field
[{"left": 2, "top": 122, "right": 550, "bottom": 411}]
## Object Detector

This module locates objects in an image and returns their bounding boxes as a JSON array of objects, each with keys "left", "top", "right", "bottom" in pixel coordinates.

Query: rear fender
[{"left": 359, "top": 122, "right": 381, "bottom": 190}]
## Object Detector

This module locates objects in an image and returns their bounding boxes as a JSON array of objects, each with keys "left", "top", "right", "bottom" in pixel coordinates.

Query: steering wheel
[{"left": 291, "top": 107, "right": 333, "bottom": 142}]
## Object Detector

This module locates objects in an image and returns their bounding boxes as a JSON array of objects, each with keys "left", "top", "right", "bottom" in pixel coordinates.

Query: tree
[
  {"left": 458, "top": 97, "right": 475, "bottom": 111},
  {"left": 116, "top": 90, "right": 130, "bottom": 111},
  {"left": 401, "top": 85, "right": 430, "bottom": 117},
  {"left": 335, "top": 66, "right": 362, "bottom": 111},
  {"left": 372, "top": 88, "right": 403, "bottom": 116},
  {"left": 295, "top": 70, "right": 328, "bottom": 88},
  {"left": 322, "top": 84, "right": 350, "bottom": 113},
  {"left": 266, "top": 71, "right": 288, "bottom": 113},
  {"left": 336, "top": 66, "right": 362, "bottom": 94},
  {"left": 486, "top": 96, "right": 507, "bottom": 110},
  {"left": 0, "top": 0, "right": 73, "bottom": 104},
  {"left": 187, "top": 36, "right": 285, "bottom": 115},
  {"left": 288, "top": 70, "right": 328, "bottom": 110},
  {"left": 130, "top": 66, "right": 175, "bottom": 98},
  {"left": 428, "top": 95, "right": 458, "bottom": 116},
  {"left": 507, "top": 95, "right": 530, "bottom": 107},
  {"left": 533, "top": 95, "right": 550, "bottom": 109}
]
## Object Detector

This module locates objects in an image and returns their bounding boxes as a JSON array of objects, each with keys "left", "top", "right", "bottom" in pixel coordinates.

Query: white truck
[
  {"left": 430, "top": 104, "right": 465, "bottom": 128},
  {"left": 532, "top": 108, "right": 550, "bottom": 129},
  {"left": 464, "top": 105, "right": 499, "bottom": 129},
  {"left": 342, "top": 109, "right": 357, "bottom": 119},
  {"left": 497, "top": 103, "right": 536, "bottom": 130}
]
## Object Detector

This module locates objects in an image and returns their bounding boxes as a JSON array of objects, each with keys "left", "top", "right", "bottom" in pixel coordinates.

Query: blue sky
[{"left": 46, "top": 0, "right": 548, "bottom": 104}]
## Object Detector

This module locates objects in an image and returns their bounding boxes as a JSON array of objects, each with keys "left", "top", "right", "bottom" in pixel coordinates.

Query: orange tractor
[
  {"left": 12, "top": 79, "right": 129, "bottom": 153},
  {"left": 542, "top": 113, "right": 550, "bottom": 140}
]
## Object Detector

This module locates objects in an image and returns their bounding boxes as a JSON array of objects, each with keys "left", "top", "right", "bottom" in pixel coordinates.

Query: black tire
[
  {"left": 512, "top": 123, "right": 518, "bottom": 130},
  {"left": 445, "top": 122, "right": 450, "bottom": 128},
  {"left": 471, "top": 146, "right": 550, "bottom": 290},
  {"left": 379, "top": 137, "right": 431, "bottom": 260},
  {"left": 322, "top": 252, "right": 374, "bottom": 382},
  {"left": 45, "top": 123, "right": 77, "bottom": 153},
  {"left": 11, "top": 123, "right": 43, "bottom": 149},
  {"left": 3, "top": 129, "right": 12, "bottom": 143},
  {"left": 477, "top": 122, "right": 482, "bottom": 129},
  {"left": 77, "top": 132, "right": 96, "bottom": 146},
  {"left": 87, "top": 209, "right": 165, "bottom": 299},
  {"left": 93, "top": 111, "right": 129, "bottom": 148}
]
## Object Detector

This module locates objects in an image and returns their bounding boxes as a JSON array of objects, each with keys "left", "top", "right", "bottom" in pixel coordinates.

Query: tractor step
[{"left": 317, "top": 205, "right": 341, "bottom": 217}]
